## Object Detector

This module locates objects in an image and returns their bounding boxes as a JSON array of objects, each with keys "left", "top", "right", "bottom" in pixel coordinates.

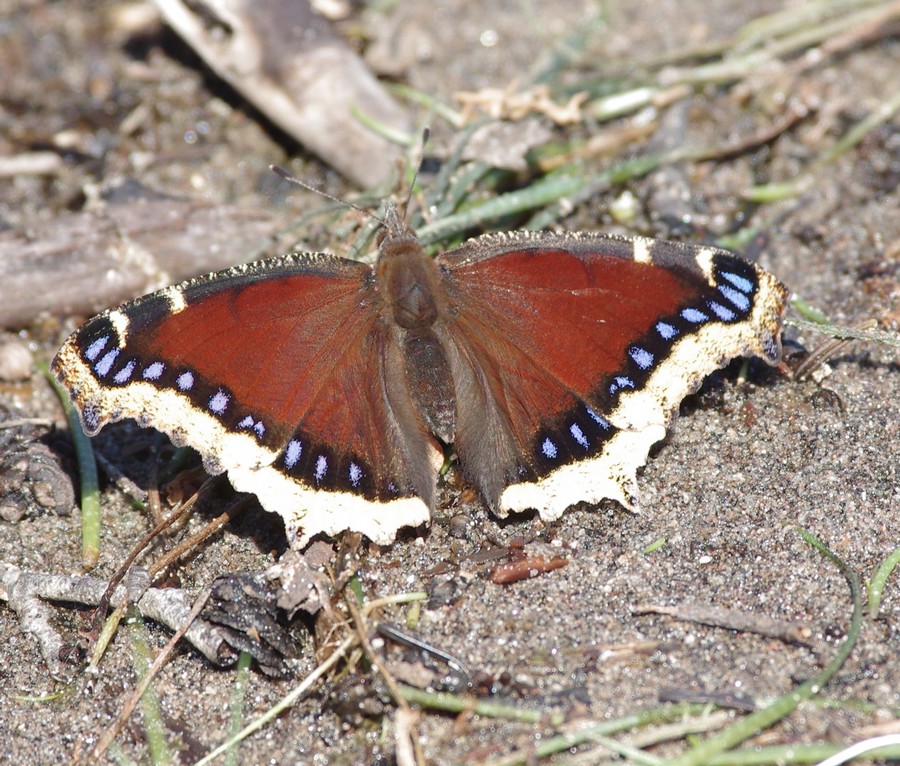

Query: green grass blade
[{"left": 40, "top": 360, "right": 101, "bottom": 569}]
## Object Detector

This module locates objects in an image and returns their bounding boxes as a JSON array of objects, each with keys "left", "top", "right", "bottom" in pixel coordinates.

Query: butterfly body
[{"left": 53, "top": 207, "right": 787, "bottom": 546}]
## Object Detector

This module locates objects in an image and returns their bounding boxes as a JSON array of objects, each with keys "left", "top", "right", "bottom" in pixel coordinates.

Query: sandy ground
[{"left": 0, "top": 1, "right": 898, "bottom": 763}]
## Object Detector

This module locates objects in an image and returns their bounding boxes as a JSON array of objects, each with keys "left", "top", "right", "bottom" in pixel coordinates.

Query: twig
[
  {"left": 148, "top": 493, "right": 252, "bottom": 578},
  {"left": 346, "top": 593, "right": 426, "bottom": 766},
  {"left": 1, "top": 563, "right": 230, "bottom": 668},
  {"left": 632, "top": 602, "right": 812, "bottom": 645}
]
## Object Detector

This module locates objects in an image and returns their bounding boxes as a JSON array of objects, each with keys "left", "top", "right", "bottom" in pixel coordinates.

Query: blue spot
[
  {"left": 349, "top": 462, "right": 363, "bottom": 487},
  {"left": 629, "top": 346, "right": 654, "bottom": 370},
  {"left": 681, "top": 307, "right": 709, "bottom": 324},
  {"left": 541, "top": 437, "right": 558, "bottom": 459},
  {"left": 94, "top": 349, "right": 119, "bottom": 377},
  {"left": 585, "top": 406, "right": 611, "bottom": 430},
  {"left": 142, "top": 361, "right": 165, "bottom": 380},
  {"left": 208, "top": 390, "right": 229, "bottom": 415},
  {"left": 113, "top": 360, "right": 136, "bottom": 384},
  {"left": 314, "top": 455, "right": 328, "bottom": 482},
  {"left": 708, "top": 301, "right": 737, "bottom": 321},
  {"left": 717, "top": 284, "right": 750, "bottom": 312},
  {"left": 721, "top": 270, "right": 754, "bottom": 294},
  {"left": 177, "top": 371, "right": 194, "bottom": 391},
  {"left": 609, "top": 375, "right": 635, "bottom": 394},
  {"left": 238, "top": 415, "right": 254, "bottom": 429},
  {"left": 656, "top": 321, "right": 678, "bottom": 340},
  {"left": 570, "top": 423, "right": 589, "bottom": 449},
  {"left": 85, "top": 336, "right": 109, "bottom": 362},
  {"left": 284, "top": 440, "right": 302, "bottom": 468},
  {"left": 253, "top": 421, "right": 265, "bottom": 438}
]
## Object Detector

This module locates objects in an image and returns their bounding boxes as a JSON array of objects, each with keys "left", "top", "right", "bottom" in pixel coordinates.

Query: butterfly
[{"left": 53, "top": 205, "right": 787, "bottom": 547}]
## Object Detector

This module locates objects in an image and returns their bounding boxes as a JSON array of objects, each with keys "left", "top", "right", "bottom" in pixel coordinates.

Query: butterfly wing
[
  {"left": 435, "top": 232, "right": 787, "bottom": 519},
  {"left": 52, "top": 253, "right": 437, "bottom": 545}
]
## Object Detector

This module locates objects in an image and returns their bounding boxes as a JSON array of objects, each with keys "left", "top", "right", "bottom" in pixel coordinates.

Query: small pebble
[{"left": 0, "top": 341, "right": 33, "bottom": 381}]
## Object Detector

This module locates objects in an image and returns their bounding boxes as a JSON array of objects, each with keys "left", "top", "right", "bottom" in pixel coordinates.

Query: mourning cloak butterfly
[{"left": 53, "top": 205, "right": 787, "bottom": 547}]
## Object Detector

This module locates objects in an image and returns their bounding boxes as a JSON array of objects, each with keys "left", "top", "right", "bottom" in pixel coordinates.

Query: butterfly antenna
[
  {"left": 401, "top": 126, "right": 430, "bottom": 221},
  {"left": 269, "top": 165, "right": 385, "bottom": 226}
]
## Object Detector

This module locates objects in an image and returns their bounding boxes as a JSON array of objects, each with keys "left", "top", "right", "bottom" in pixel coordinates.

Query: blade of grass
[
  {"left": 397, "top": 685, "right": 566, "bottom": 726},
  {"left": 867, "top": 544, "right": 900, "bottom": 619},
  {"left": 40, "top": 360, "right": 101, "bottom": 570},
  {"left": 665, "top": 3, "right": 894, "bottom": 87},
  {"left": 224, "top": 651, "right": 253, "bottom": 766},
  {"left": 350, "top": 103, "right": 415, "bottom": 148},
  {"left": 390, "top": 83, "right": 465, "bottom": 128},
  {"left": 790, "top": 297, "right": 831, "bottom": 325},
  {"left": 127, "top": 608, "right": 173, "bottom": 766},
  {"left": 734, "top": 0, "right": 881, "bottom": 53},
  {"left": 785, "top": 315, "right": 900, "bottom": 348},
  {"left": 415, "top": 167, "right": 591, "bottom": 244}
]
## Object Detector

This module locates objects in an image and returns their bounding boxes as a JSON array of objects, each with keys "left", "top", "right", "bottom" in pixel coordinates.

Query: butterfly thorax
[{"left": 376, "top": 217, "right": 457, "bottom": 444}]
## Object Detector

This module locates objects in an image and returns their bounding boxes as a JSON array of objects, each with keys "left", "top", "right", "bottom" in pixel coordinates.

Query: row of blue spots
[
  {"left": 205, "top": 390, "right": 270, "bottom": 443},
  {"left": 85, "top": 334, "right": 271, "bottom": 444},
  {"left": 534, "top": 262, "right": 758, "bottom": 469},
  {"left": 541, "top": 405, "right": 613, "bottom": 461},
  {"left": 675, "top": 267, "right": 756, "bottom": 330},
  {"left": 85, "top": 334, "right": 185, "bottom": 390},
  {"left": 83, "top": 332, "right": 274, "bottom": 447},
  {"left": 674, "top": 275, "right": 754, "bottom": 329},
  {"left": 282, "top": 437, "right": 365, "bottom": 490}
]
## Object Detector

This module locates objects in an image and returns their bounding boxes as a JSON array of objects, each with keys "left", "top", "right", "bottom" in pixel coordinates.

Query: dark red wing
[
  {"left": 436, "top": 231, "right": 786, "bottom": 517},
  {"left": 52, "top": 253, "right": 435, "bottom": 545}
]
